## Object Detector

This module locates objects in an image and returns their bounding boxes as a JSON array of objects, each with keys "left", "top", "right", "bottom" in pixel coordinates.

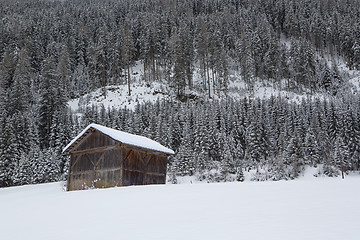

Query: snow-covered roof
[{"left": 63, "top": 123, "right": 174, "bottom": 155}]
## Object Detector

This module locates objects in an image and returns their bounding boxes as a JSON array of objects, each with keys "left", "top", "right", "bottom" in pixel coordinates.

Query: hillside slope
[
  {"left": 1, "top": 177, "right": 359, "bottom": 240},
  {"left": 68, "top": 61, "right": 360, "bottom": 112}
]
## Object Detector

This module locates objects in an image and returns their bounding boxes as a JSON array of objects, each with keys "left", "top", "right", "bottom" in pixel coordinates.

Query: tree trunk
[
  {"left": 212, "top": 70, "right": 216, "bottom": 96},
  {"left": 206, "top": 57, "right": 211, "bottom": 98},
  {"left": 202, "top": 58, "right": 206, "bottom": 90},
  {"left": 127, "top": 64, "right": 131, "bottom": 96},
  {"left": 152, "top": 55, "right": 156, "bottom": 81},
  {"left": 156, "top": 59, "right": 160, "bottom": 81},
  {"left": 143, "top": 60, "right": 147, "bottom": 82}
]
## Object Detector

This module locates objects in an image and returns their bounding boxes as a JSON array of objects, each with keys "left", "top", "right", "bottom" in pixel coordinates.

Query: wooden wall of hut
[
  {"left": 122, "top": 148, "right": 167, "bottom": 186},
  {"left": 67, "top": 130, "right": 168, "bottom": 191}
]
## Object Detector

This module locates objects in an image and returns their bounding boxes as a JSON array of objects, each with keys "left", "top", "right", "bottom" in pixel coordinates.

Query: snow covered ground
[
  {"left": 1, "top": 175, "right": 359, "bottom": 240},
  {"left": 68, "top": 81, "right": 174, "bottom": 111},
  {"left": 349, "top": 75, "right": 360, "bottom": 93}
]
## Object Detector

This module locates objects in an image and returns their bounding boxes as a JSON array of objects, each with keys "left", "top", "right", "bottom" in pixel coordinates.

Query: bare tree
[{"left": 122, "top": 24, "right": 135, "bottom": 96}]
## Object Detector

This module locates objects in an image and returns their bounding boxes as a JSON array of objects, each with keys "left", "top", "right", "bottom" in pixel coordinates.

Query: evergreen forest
[{"left": 1, "top": 0, "right": 360, "bottom": 187}]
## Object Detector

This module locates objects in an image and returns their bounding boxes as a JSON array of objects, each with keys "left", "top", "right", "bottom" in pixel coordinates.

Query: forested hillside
[{"left": 1, "top": 0, "right": 360, "bottom": 187}]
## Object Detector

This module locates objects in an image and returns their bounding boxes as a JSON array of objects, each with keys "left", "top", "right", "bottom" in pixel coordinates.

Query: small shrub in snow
[
  {"left": 236, "top": 167, "right": 245, "bottom": 182},
  {"left": 314, "top": 165, "right": 340, "bottom": 177}
]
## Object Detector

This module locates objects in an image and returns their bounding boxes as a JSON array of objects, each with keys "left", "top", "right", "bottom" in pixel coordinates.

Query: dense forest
[{"left": 1, "top": 0, "right": 360, "bottom": 187}]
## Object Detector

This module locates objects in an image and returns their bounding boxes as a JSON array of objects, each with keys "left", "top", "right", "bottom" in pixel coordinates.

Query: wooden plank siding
[{"left": 67, "top": 129, "right": 169, "bottom": 191}]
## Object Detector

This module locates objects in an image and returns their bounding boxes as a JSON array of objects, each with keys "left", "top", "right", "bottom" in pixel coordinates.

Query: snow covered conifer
[
  {"left": 220, "top": 139, "right": 233, "bottom": 182},
  {"left": 334, "top": 136, "right": 350, "bottom": 179},
  {"left": 38, "top": 56, "right": 58, "bottom": 149}
]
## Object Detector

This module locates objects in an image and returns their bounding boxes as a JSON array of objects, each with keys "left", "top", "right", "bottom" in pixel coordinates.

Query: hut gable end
[{"left": 72, "top": 130, "right": 117, "bottom": 153}]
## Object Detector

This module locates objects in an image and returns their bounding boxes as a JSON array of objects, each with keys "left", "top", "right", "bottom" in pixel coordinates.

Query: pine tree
[
  {"left": 173, "top": 121, "right": 195, "bottom": 176},
  {"left": 169, "top": 30, "right": 186, "bottom": 97},
  {"left": 220, "top": 137, "right": 234, "bottom": 182},
  {"left": 334, "top": 136, "right": 350, "bottom": 179},
  {"left": 32, "top": 149, "right": 60, "bottom": 183},
  {"left": 0, "top": 117, "right": 19, "bottom": 187},
  {"left": 236, "top": 164, "right": 245, "bottom": 182},
  {"left": 303, "top": 129, "right": 320, "bottom": 166},
  {"left": 10, "top": 48, "right": 32, "bottom": 114},
  {"left": 13, "top": 152, "right": 34, "bottom": 185},
  {"left": 57, "top": 48, "right": 70, "bottom": 98},
  {"left": 283, "top": 134, "right": 302, "bottom": 179},
  {"left": 38, "top": 56, "right": 58, "bottom": 149},
  {"left": 352, "top": 41, "right": 360, "bottom": 70},
  {"left": 0, "top": 52, "right": 16, "bottom": 91}
]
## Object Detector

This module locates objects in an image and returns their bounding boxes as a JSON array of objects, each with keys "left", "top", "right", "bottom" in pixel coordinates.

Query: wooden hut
[{"left": 63, "top": 123, "right": 174, "bottom": 191}]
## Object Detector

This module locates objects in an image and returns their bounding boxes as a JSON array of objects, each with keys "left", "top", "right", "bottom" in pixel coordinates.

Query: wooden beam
[
  {"left": 138, "top": 152, "right": 146, "bottom": 168},
  {"left": 67, "top": 128, "right": 94, "bottom": 153},
  {"left": 143, "top": 154, "right": 152, "bottom": 167},
  {"left": 94, "top": 151, "right": 106, "bottom": 169},
  {"left": 72, "top": 167, "right": 122, "bottom": 175},
  {"left": 145, "top": 172, "right": 166, "bottom": 177},
  {"left": 116, "top": 146, "right": 123, "bottom": 165},
  {"left": 70, "top": 155, "right": 81, "bottom": 172},
  {"left": 121, "top": 142, "right": 171, "bottom": 157},
  {"left": 141, "top": 154, "right": 152, "bottom": 184},
  {"left": 123, "top": 149, "right": 133, "bottom": 163},
  {"left": 118, "top": 147, "right": 124, "bottom": 186},
  {"left": 71, "top": 145, "right": 118, "bottom": 155},
  {"left": 67, "top": 155, "right": 78, "bottom": 191},
  {"left": 123, "top": 168, "right": 165, "bottom": 177}
]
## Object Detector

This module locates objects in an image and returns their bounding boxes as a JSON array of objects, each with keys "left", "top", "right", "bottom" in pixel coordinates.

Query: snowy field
[{"left": 1, "top": 176, "right": 359, "bottom": 240}]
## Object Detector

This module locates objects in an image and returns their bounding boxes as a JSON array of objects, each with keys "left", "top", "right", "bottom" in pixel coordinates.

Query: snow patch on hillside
[
  {"left": 67, "top": 60, "right": 360, "bottom": 112},
  {"left": 68, "top": 78, "right": 325, "bottom": 112},
  {"left": 227, "top": 78, "right": 326, "bottom": 103},
  {"left": 68, "top": 81, "right": 174, "bottom": 111},
  {"left": 349, "top": 75, "right": 360, "bottom": 93}
]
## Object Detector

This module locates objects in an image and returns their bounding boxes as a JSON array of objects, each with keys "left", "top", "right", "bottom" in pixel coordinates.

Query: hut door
[
  {"left": 93, "top": 150, "right": 122, "bottom": 188},
  {"left": 69, "top": 153, "right": 97, "bottom": 190},
  {"left": 122, "top": 150, "right": 147, "bottom": 186}
]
